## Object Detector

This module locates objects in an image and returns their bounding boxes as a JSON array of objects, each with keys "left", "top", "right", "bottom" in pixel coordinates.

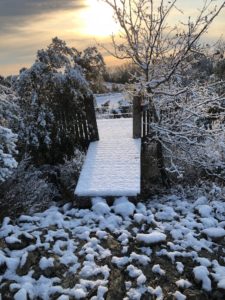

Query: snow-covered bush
[
  {"left": 77, "top": 46, "right": 106, "bottom": 93},
  {"left": 0, "top": 83, "right": 19, "bottom": 130},
  {"left": 0, "top": 83, "right": 19, "bottom": 182},
  {"left": 146, "top": 82, "right": 225, "bottom": 179},
  {"left": 0, "top": 126, "right": 18, "bottom": 182},
  {"left": 0, "top": 152, "right": 85, "bottom": 219},
  {"left": 16, "top": 38, "right": 94, "bottom": 164}
]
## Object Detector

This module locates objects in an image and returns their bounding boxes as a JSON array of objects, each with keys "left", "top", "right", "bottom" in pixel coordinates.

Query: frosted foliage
[
  {"left": 16, "top": 38, "right": 91, "bottom": 163},
  {"left": 0, "top": 126, "right": 18, "bottom": 182},
  {"left": 0, "top": 84, "right": 19, "bottom": 130},
  {"left": 37, "top": 37, "right": 78, "bottom": 69},
  {"left": 155, "top": 84, "right": 225, "bottom": 178},
  {"left": 36, "top": 38, "right": 105, "bottom": 93},
  {"left": 0, "top": 84, "right": 18, "bottom": 182}
]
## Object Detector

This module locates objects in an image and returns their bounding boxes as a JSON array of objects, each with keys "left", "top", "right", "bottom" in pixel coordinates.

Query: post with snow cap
[{"left": 133, "top": 93, "right": 142, "bottom": 139}]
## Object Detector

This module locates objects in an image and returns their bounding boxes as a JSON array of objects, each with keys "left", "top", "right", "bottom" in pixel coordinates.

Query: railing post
[
  {"left": 84, "top": 94, "right": 99, "bottom": 141},
  {"left": 133, "top": 94, "right": 142, "bottom": 139}
]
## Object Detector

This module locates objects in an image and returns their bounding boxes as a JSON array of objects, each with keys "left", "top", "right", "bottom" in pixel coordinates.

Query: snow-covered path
[{"left": 75, "top": 118, "right": 141, "bottom": 197}]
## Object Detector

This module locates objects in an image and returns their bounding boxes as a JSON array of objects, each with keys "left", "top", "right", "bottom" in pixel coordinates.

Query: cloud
[
  {"left": 0, "top": 0, "right": 86, "bottom": 33},
  {"left": 0, "top": 0, "right": 85, "bottom": 17},
  {"left": 0, "top": 0, "right": 88, "bottom": 75}
]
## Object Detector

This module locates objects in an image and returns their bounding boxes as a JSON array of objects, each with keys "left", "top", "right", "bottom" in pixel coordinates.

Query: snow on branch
[
  {"left": 102, "top": 0, "right": 225, "bottom": 87},
  {"left": 147, "top": 83, "right": 225, "bottom": 178}
]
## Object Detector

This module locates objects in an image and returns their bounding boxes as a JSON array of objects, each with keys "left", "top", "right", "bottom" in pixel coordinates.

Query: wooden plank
[
  {"left": 78, "top": 112, "right": 85, "bottom": 141},
  {"left": 75, "top": 118, "right": 141, "bottom": 197},
  {"left": 82, "top": 113, "right": 90, "bottom": 141},
  {"left": 74, "top": 114, "right": 80, "bottom": 140},
  {"left": 147, "top": 109, "right": 151, "bottom": 135},
  {"left": 142, "top": 110, "right": 146, "bottom": 137}
]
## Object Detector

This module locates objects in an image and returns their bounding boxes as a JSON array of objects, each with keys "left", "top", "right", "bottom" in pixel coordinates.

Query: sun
[{"left": 80, "top": 0, "right": 120, "bottom": 37}]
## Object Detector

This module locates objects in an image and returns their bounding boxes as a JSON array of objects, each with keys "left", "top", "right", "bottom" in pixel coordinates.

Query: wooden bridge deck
[{"left": 75, "top": 118, "right": 141, "bottom": 197}]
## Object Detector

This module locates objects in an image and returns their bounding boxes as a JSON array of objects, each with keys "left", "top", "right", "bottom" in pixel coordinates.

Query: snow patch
[
  {"left": 39, "top": 257, "right": 54, "bottom": 270},
  {"left": 113, "top": 197, "right": 135, "bottom": 218},
  {"left": 92, "top": 198, "right": 111, "bottom": 215},
  {"left": 176, "top": 279, "right": 192, "bottom": 289},
  {"left": 193, "top": 266, "right": 211, "bottom": 291},
  {"left": 152, "top": 264, "right": 165, "bottom": 276},
  {"left": 202, "top": 227, "right": 225, "bottom": 239},
  {"left": 196, "top": 205, "right": 212, "bottom": 218},
  {"left": 173, "top": 291, "right": 186, "bottom": 300},
  {"left": 136, "top": 231, "right": 166, "bottom": 244}
]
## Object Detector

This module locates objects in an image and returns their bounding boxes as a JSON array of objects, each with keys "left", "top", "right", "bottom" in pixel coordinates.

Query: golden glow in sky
[
  {"left": 0, "top": 0, "right": 224, "bottom": 76},
  {"left": 80, "top": 0, "right": 120, "bottom": 37}
]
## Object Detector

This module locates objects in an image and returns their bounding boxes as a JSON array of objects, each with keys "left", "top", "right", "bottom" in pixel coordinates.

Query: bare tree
[
  {"left": 102, "top": 0, "right": 224, "bottom": 87},
  {"left": 102, "top": 0, "right": 225, "bottom": 184}
]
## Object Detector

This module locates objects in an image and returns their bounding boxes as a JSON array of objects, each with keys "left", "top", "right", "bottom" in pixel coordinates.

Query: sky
[{"left": 0, "top": 0, "right": 224, "bottom": 76}]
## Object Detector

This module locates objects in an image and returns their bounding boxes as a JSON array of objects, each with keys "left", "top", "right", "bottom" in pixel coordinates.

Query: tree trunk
[
  {"left": 156, "top": 141, "right": 171, "bottom": 188},
  {"left": 149, "top": 96, "right": 171, "bottom": 188}
]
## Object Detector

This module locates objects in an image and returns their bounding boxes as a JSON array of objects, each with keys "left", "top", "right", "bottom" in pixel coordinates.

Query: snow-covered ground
[
  {"left": 0, "top": 193, "right": 225, "bottom": 299},
  {"left": 75, "top": 119, "right": 141, "bottom": 197}
]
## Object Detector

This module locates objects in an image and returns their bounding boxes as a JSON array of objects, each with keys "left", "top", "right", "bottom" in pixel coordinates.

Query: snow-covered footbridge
[{"left": 75, "top": 118, "right": 141, "bottom": 197}]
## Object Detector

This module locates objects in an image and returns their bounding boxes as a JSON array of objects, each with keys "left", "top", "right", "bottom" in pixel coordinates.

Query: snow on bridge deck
[{"left": 75, "top": 118, "right": 141, "bottom": 197}]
